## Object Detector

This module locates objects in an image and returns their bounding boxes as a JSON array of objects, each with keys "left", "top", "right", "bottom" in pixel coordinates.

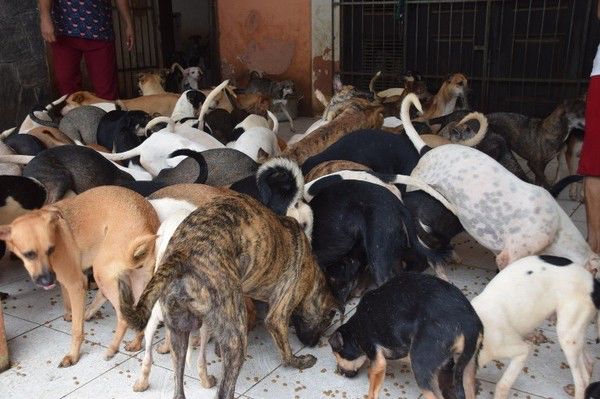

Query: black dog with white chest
[{"left": 329, "top": 273, "right": 483, "bottom": 399}]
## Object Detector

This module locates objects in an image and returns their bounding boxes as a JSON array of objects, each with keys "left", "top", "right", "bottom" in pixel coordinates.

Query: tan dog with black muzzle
[
  {"left": 0, "top": 186, "right": 159, "bottom": 367},
  {"left": 119, "top": 191, "right": 339, "bottom": 399}
]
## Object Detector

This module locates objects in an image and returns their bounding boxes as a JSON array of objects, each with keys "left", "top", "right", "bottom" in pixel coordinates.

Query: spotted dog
[
  {"left": 119, "top": 192, "right": 339, "bottom": 399},
  {"left": 401, "top": 93, "right": 600, "bottom": 272}
]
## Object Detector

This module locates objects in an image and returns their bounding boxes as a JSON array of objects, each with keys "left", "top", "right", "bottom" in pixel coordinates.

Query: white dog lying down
[
  {"left": 473, "top": 255, "right": 600, "bottom": 399},
  {"left": 227, "top": 110, "right": 280, "bottom": 161},
  {"left": 400, "top": 93, "right": 600, "bottom": 272}
]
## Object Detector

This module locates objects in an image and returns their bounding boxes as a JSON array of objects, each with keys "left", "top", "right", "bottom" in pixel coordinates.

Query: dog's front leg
[
  {"left": 265, "top": 309, "right": 316, "bottom": 369},
  {"left": 367, "top": 350, "right": 387, "bottom": 399},
  {"left": 280, "top": 103, "right": 295, "bottom": 132},
  {"left": 59, "top": 278, "right": 86, "bottom": 367},
  {"left": 60, "top": 283, "right": 72, "bottom": 321}
]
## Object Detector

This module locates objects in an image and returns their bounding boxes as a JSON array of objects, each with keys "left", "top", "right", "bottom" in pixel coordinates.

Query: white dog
[
  {"left": 227, "top": 110, "right": 280, "bottom": 162},
  {"left": 400, "top": 93, "right": 600, "bottom": 272},
  {"left": 473, "top": 255, "right": 599, "bottom": 399}
]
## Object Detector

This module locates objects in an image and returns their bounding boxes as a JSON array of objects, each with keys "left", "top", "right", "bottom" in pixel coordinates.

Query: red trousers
[
  {"left": 579, "top": 75, "right": 600, "bottom": 176},
  {"left": 51, "top": 36, "right": 118, "bottom": 100}
]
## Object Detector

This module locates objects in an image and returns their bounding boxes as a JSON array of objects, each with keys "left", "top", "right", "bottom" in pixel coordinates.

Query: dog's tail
[
  {"left": 454, "top": 112, "right": 488, "bottom": 147},
  {"left": 452, "top": 331, "right": 483, "bottom": 399},
  {"left": 145, "top": 116, "right": 173, "bottom": 133},
  {"left": 118, "top": 252, "right": 185, "bottom": 332},
  {"left": 197, "top": 79, "right": 230, "bottom": 129},
  {"left": 383, "top": 174, "right": 458, "bottom": 216},
  {"left": 400, "top": 93, "right": 430, "bottom": 155},
  {"left": 168, "top": 149, "right": 209, "bottom": 183},
  {"left": 0, "top": 127, "right": 16, "bottom": 140},
  {"left": 303, "top": 170, "right": 402, "bottom": 203},
  {"left": 98, "top": 143, "right": 143, "bottom": 161},
  {"left": 0, "top": 154, "right": 35, "bottom": 164},
  {"left": 256, "top": 157, "right": 304, "bottom": 215},
  {"left": 170, "top": 62, "right": 185, "bottom": 74},
  {"left": 369, "top": 71, "right": 382, "bottom": 94},
  {"left": 549, "top": 175, "right": 583, "bottom": 197},
  {"left": 28, "top": 109, "right": 59, "bottom": 129},
  {"left": 267, "top": 110, "right": 279, "bottom": 134}
]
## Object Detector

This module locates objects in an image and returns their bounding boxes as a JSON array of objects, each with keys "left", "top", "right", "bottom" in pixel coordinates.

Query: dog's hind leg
[
  {"left": 84, "top": 289, "right": 107, "bottom": 320},
  {"left": 168, "top": 327, "right": 191, "bottom": 399},
  {"left": 557, "top": 302, "right": 595, "bottom": 399},
  {"left": 410, "top": 332, "right": 448, "bottom": 399},
  {"left": 157, "top": 330, "right": 171, "bottom": 354},
  {"left": 133, "top": 303, "right": 163, "bottom": 392},
  {"left": 197, "top": 323, "right": 216, "bottom": 388},
  {"left": 367, "top": 350, "right": 387, "bottom": 399},
  {"left": 492, "top": 340, "right": 530, "bottom": 399},
  {"left": 281, "top": 103, "right": 295, "bottom": 132}
]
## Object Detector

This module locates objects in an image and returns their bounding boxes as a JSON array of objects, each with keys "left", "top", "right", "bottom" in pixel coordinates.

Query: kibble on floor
[{"left": 0, "top": 120, "right": 596, "bottom": 399}]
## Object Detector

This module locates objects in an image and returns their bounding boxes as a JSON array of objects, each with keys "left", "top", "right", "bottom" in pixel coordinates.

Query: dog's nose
[
  {"left": 337, "top": 365, "right": 359, "bottom": 378},
  {"left": 35, "top": 270, "right": 56, "bottom": 289}
]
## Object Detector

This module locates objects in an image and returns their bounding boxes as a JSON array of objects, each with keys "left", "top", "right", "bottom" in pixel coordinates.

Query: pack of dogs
[{"left": 0, "top": 69, "right": 597, "bottom": 399}]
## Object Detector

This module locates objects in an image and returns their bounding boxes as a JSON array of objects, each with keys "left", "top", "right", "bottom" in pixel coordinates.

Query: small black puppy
[
  {"left": 96, "top": 110, "right": 151, "bottom": 153},
  {"left": 309, "top": 180, "right": 448, "bottom": 303},
  {"left": 5, "top": 133, "right": 46, "bottom": 156},
  {"left": 329, "top": 273, "right": 483, "bottom": 399}
]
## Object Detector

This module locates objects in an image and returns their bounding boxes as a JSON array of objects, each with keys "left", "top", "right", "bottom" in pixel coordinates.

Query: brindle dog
[{"left": 119, "top": 192, "right": 339, "bottom": 399}]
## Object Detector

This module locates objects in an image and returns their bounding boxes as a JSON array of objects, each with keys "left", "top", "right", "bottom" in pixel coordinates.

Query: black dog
[
  {"left": 329, "top": 273, "right": 483, "bottom": 399},
  {"left": 5, "top": 133, "right": 46, "bottom": 156},
  {"left": 309, "top": 179, "right": 449, "bottom": 302},
  {"left": 96, "top": 110, "right": 152, "bottom": 153}
]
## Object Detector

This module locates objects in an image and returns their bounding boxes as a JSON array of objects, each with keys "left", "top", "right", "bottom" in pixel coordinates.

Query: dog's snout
[
  {"left": 337, "top": 365, "right": 359, "bottom": 378},
  {"left": 35, "top": 270, "right": 56, "bottom": 289}
]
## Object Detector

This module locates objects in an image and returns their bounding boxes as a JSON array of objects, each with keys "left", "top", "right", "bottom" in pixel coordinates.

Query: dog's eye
[
  {"left": 23, "top": 251, "right": 37, "bottom": 260},
  {"left": 47, "top": 246, "right": 55, "bottom": 256},
  {"left": 457, "top": 81, "right": 464, "bottom": 86}
]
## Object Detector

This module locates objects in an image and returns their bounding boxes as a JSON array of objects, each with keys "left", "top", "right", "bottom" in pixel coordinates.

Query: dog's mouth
[{"left": 38, "top": 283, "right": 56, "bottom": 290}]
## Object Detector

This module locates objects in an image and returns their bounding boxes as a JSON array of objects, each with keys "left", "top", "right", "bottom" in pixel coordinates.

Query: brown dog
[
  {"left": 0, "top": 186, "right": 159, "bottom": 367},
  {"left": 117, "top": 93, "right": 180, "bottom": 117},
  {"left": 119, "top": 190, "right": 339, "bottom": 399},
  {"left": 283, "top": 99, "right": 384, "bottom": 164},
  {"left": 417, "top": 73, "right": 468, "bottom": 122},
  {"left": 27, "top": 126, "right": 74, "bottom": 148},
  {"left": 137, "top": 72, "right": 166, "bottom": 96}
]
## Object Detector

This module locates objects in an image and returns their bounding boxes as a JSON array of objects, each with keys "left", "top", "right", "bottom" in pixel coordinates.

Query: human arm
[
  {"left": 115, "top": 0, "right": 135, "bottom": 51},
  {"left": 38, "top": 0, "right": 56, "bottom": 43}
]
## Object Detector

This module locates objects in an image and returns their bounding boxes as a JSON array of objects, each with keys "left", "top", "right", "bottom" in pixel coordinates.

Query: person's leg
[
  {"left": 578, "top": 75, "right": 600, "bottom": 252},
  {"left": 584, "top": 177, "right": 600, "bottom": 252},
  {"left": 50, "top": 36, "right": 83, "bottom": 95},
  {"left": 82, "top": 39, "right": 119, "bottom": 100}
]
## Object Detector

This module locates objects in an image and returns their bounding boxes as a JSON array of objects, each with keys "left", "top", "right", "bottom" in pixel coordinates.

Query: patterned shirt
[{"left": 52, "top": 0, "right": 114, "bottom": 41}]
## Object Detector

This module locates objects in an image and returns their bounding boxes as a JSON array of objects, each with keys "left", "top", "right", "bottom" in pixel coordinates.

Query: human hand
[
  {"left": 125, "top": 24, "right": 134, "bottom": 51},
  {"left": 40, "top": 14, "right": 56, "bottom": 43}
]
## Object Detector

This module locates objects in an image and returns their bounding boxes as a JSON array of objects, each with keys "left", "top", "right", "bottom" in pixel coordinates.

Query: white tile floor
[{"left": 0, "top": 122, "right": 595, "bottom": 399}]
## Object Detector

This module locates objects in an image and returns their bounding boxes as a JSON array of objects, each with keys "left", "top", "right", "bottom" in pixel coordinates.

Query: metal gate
[{"left": 334, "top": 0, "right": 599, "bottom": 116}]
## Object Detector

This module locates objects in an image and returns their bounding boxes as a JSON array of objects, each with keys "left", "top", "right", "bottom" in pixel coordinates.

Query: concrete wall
[
  {"left": 0, "top": 0, "right": 51, "bottom": 130},
  {"left": 217, "top": 0, "right": 312, "bottom": 115}
]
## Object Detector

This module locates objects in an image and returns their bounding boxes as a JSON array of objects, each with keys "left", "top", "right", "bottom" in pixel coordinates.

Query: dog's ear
[
  {"left": 71, "top": 92, "right": 85, "bottom": 104},
  {"left": 0, "top": 225, "right": 11, "bottom": 241},
  {"left": 333, "top": 74, "right": 343, "bottom": 93},
  {"left": 256, "top": 148, "right": 269, "bottom": 164},
  {"left": 328, "top": 330, "right": 344, "bottom": 352},
  {"left": 128, "top": 234, "right": 157, "bottom": 265},
  {"left": 42, "top": 208, "right": 64, "bottom": 225}
]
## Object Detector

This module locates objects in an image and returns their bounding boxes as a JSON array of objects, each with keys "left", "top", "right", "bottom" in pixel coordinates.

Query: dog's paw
[
  {"left": 124, "top": 340, "right": 142, "bottom": 352},
  {"left": 58, "top": 354, "right": 78, "bottom": 368},
  {"left": 84, "top": 310, "right": 102, "bottom": 321},
  {"left": 156, "top": 342, "right": 170, "bottom": 354},
  {"left": 63, "top": 313, "right": 72, "bottom": 322},
  {"left": 563, "top": 384, "right": 575, "bottom": 397},
  {"left": 104, "top": 348, "right": 117, "bottom": 361},
  {"left": 289, "top": 354, "right": 317, "bottom": 370},
  {"left": 200, "top": 374, "right": 217, "bottom": 389},
  {"left": 133, "top": 379, "right": 150, "bottom": 392}
]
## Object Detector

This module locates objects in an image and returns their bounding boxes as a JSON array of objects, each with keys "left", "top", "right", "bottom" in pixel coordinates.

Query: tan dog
[
  {"left": 137, "top": 72, "right": 166, "bottom": 96},
  {"left": 283, "top": 99, "right": 384, "bottom": 164},
  {"left": 27, "top": 126, "right": 74, "bottom": 148},
  {"left": 417, "top": 73, "right": 468, "bottom": 121},
  {"left": 63, "top": 91, "right": 115, "bottom": 115},
  {"left": 0, "top": 186, "right": 159, "bottom": 367},
  {"left": 117, "top": 93, "right": 181, "bottom": 117}
]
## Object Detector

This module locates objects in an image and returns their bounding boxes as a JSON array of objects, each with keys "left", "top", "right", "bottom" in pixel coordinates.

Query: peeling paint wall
[
  {"left": 217, "top": 0, "right": 312, "bottom": 115},
  {"left": 311, "top": 0, "right": 339, "bottom": 114}
]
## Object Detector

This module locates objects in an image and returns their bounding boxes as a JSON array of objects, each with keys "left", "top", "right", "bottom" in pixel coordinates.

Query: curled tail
[
  {"left": 384, "top": 174, "right": 458, "bottom": 216},
  {"left": 168, "top": 149, "right": 209, "bottom": 183},
  {"left": 549, "top": 175, "right": 583, "bottom": 197},
  {"left": 118, "top": 252, "right": 185, "bottom": 331},
  {"left": 197, "top": 80, "right": 230, "bottom": 128},
  {"left": 369, "top": 71, "right": 382, "bottom": 93},
  {"left": 256, "top": 157, "right": 304, "bottom": 215},
  {"left": 400, "top": 93, "right": 429, "bottom": 155},
  {"left": 145, "top": 116, "right": 173, "bottom": 133},
  {"left": 455, "top": 112, "right": 488, "bottom": 147},
  {"left": 303, "top": 170, "right": 402, "bottom": 202}
]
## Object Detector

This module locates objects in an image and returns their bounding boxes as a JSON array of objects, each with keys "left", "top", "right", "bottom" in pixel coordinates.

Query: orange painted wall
[{"left": 217, "top": 0, "right": 312, "bottom": 115}]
